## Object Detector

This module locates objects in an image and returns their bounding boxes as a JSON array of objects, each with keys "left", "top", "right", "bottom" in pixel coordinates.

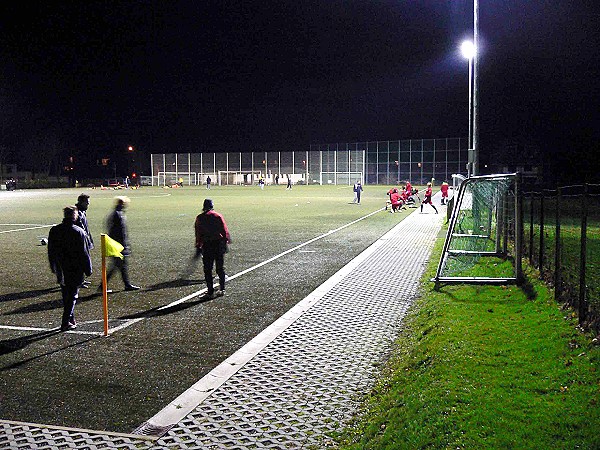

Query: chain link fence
[
  {"left": 523, "top": 183, "right": 600, "bottom": 333},
  {"left": 148, "top": 137, "right": 467, "bottom": 187}
]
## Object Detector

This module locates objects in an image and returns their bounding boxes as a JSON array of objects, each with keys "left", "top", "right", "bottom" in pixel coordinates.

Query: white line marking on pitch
[
  {"left": 129, "top": 207, "right": 386, "bottom": 315},
  {"left": 0, "top": 324, "right": 100, "bottom": 335},
  {"left": 0, "top": 224, "right": 55, "bottom": 234},
  {"left": 2, "top": 207, "right": 384, "bottom": 336}
]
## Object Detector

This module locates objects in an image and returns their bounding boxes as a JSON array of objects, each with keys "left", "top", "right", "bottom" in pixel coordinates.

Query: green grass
[
  {"left": 336, "top": 237, "right": 600, "bottom": 449},
  {"left": 0, "top": 184, "right": 412, "bottom": 432},
  {"left": 525, "top": 221, "right": 600, "bottom": 315}
]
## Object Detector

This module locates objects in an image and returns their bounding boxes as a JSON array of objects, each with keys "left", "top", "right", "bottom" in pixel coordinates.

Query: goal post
[
  {"left": 321, "top": 172, "right": 363, "bottom": 185},
  {"left": 433, "top": 173, "right": 523, "bottom": 285},
  {"left": 157, "top": 172, "right": 197, "bottom": 186},
  {"left": 217, "top": 171, "right": 260, "bottom": 186}
]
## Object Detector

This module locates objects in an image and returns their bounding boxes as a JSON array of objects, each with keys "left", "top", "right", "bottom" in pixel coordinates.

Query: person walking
[
  {"left": 286, "top": 175, "right": 292, "bottom": 190},
  {"left": 48, "top": 206, "right": 92, "bottom": 331},
  {"left": 195, "top": 198, "right": 231, "bottom": 299},
  {"left": 420, "top": 182, "right": 439, "bottom": 214},
  {"left": 352, "top": 181, "right": 363, "bottom": 204},
  {"left": 440, "top": 180, "right": 449, "bottom": 205},
  {"left": 206, "top": 176, "right": 211, "bottom": 189},
  {"left": 104, "top": 196, "right": 140, "bottom": 291},
  {"left": 75, "top": 193, "right": 94, "bottom": 288}
]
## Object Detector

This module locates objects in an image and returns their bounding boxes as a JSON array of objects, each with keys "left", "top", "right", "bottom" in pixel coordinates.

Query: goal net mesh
[
  {"left": 434, "top": 173, "right": 522, "bottom": 283},
  {"left": 218, "top": 171, "right": 258, "bottom": 185}
]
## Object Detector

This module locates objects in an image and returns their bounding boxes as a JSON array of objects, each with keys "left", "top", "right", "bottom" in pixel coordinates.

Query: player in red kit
[{"left": 420, "top": 182, "right": 438, "bottom": 214}]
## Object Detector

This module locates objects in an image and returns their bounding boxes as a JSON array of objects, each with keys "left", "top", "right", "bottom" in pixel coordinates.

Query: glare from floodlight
[{"left": 461, "top": 41, "right": 476, "bottom": 60}]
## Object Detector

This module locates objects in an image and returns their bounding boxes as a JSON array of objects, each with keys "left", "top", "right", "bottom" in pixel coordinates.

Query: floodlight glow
[{"left": 461, "top": 41, "right": 476, "bottom": 60}]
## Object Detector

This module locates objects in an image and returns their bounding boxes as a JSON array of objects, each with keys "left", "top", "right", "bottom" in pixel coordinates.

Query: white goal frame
[
  {"left": 320, "top": 171, "right": 363, "bottom": 185},
  {"left": 433, "top": 173, "right": 523, "bottom": 285},
  {"left": 217, "top": 171, "right": 260, "bottom": 186},
  {"left": 157, "top": 171, "right": 198, "bottom": 186}
]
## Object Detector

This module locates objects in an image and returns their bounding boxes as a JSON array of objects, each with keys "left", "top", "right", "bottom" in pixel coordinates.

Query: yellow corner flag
[
  {"left": 103, "top": 234, "right": 124, "bottom": 259},
  {"left": 99, "top": 234, "right": 124, "bottom": 336}
]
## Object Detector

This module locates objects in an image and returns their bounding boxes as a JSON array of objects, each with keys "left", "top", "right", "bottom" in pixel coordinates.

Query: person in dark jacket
[
  {"left": 194, "top": 198, "right": 231, "bottom": 299},
  {"left": 75, "top": 193, "right": 94, "bottom": 288},
  {"left": 105, "top": 196, "right": 140, "bottom": 291},
  {"left": 75, "top": 193, "right": 94, "bottom": 249},
  {"left": 48, "top": 206, "right": 92, "bottom": 331}
]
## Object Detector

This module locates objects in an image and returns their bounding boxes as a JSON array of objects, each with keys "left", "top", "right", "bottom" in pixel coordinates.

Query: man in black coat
[
  {"left": 75, "top": 193, "right": 94, "bottom": 288},
  {"left": 75, "top": 193, "right": 94, "bottom": 249},
  {"left": 105, "top": 196, "right": 140, "bottom": 291},
  {"left": 48, "top": 206, "right": 92, "bottom": 331}
]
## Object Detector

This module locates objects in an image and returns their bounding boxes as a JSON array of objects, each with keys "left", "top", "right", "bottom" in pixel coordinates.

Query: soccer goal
[
  {"left": 433, "top": 173, "right": 523, "bottom": 285},
  {"left": 321, "top": 172, "right": 363, "bottom": 185},
  {"left": 217, "top": 171, "right": 259, "bottom": 186},
  {"left": 157, "top": 171, "right": 198, "bottom": 186}
]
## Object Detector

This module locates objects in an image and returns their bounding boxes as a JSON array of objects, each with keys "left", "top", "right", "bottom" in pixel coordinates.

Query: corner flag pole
[{"left": 100, "top": 234, "right": 110, "bottom": 336}]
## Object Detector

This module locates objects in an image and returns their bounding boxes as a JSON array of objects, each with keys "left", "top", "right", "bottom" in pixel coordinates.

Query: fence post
[
  {"left": 515, "top": 173, "right": 523, "bottom": 283},
  {"left": 579, "top": 183, "right": 588, "bottom": 325},
  {"left": 529, "top": 194, "right": 534, "bottom": 264},
  {"left": 554, "top": 187, "right": 562, "bottom": 303},
  {"left": 539, "top": 194, "right": 545, "bottom": 271}
]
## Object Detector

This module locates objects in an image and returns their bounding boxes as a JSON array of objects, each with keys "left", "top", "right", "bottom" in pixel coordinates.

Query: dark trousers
[
  {"left": 202, "top": 242, "right": 225, "bottom": 294},
  {"left": 106, "top": 256, "right": 131, "bottom": 287},
  {"left": 61, "top": 284, "right": 79, "bottom": 327}
]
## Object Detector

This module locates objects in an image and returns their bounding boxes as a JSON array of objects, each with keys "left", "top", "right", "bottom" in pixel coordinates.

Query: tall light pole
[
  {"left": 461, "top": 40, "right": 475, "bottom": 177},
  {"left": 472, "top": 0, "right": 479, "bottom": 176}
]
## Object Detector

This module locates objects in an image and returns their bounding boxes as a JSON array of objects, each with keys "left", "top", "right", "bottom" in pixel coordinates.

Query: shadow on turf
[
  {"left": 141, "top": 278, "right": 202, "bottom": 293},
  {"left": 0, "top": 287, "right": 60, "bottom": 303},
  {"left": 0, "top": 334, "right": 99, "bottom": 371},
  {"left": 0, "top": 329, "right": 61, "bottom": 356},
  {"left": 2, "top": 291, "right": 100, "bottom": 316},
  {"left": 118, "top": 296, "right": 214, "bottom": 320}
]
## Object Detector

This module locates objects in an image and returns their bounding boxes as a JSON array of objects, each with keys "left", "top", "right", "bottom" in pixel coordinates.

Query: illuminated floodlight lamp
[{"left": 461, "top": 40, "right": 476, "bottom": 60}]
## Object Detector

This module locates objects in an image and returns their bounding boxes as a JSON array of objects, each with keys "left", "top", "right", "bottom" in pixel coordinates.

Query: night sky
[{"left": 1, "top": 1, "right": 598, "bottom": 180}]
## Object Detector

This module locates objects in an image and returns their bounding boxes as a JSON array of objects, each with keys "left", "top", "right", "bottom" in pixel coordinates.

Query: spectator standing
[
  {"left": 195, "top": 199, "right": 231, "bottom": 299},
  {"left": 104, "top": 196, "right": 140, "bottom": 291},
  {"left": 48, "top": 206, "right": 92, "bottom": 331},
  {"left": 440, "top": 181, "right": 449, "bottom": 205},
  {"left": 75, "top": 193, "right": 94, "bottom": 288},
  {"left": 352, "top": 181, "right": 363, "bottom": 204},
  {"left": 75, "top": 193, "right": 94, "bottom": 249}
]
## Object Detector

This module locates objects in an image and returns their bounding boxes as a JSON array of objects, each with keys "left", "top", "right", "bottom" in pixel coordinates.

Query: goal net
[
  {"left": 157, "top": 172, "right": 197, "bottom": 186},
  {"left": 433, "top": 173, "right": 523, "bottom": 285},
  {"left": 321, "top": 172, "right": 363, "bottom": 185},
  {"left": 217, "top": 171, "right": 259, "bottom": 186}
]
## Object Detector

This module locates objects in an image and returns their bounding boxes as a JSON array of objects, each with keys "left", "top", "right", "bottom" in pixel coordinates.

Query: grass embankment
[{"left": 338, "top": 240, "right": 600, "bottom": 449}]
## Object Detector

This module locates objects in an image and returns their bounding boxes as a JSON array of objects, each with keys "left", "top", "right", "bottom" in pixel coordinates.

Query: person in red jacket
[
  {"left": 390, "top": 189, "right": 404, "bottom": 213},
  {"left": 421, "top": 182, "right": 438, "bottom": 214},
  {"left": 195, "top": 198, "right": 231, "bottom": 298},
  {"left": 440, "top": 180, "right": 449, "bottom": 205}
]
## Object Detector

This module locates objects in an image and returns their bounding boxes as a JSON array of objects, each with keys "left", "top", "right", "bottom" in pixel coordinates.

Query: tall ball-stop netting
[{"left": 434, "top": 173, "right": 523, "bottom": 284}]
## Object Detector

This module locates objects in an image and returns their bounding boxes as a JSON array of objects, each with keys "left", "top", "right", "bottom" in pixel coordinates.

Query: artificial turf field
[{"left": 0, "top": 184, "right": 414, "bottom": 433}]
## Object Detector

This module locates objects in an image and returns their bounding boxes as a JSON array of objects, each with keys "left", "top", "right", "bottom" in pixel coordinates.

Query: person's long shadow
[
  {"left": 2, "top": 290, "right": 101, "bottom": 315},
  {"left": 0, "top": 287, "right": 60, "bottom": 303},
  {"left": 0, "top": 329, "right": 60, "bottom": 356},
  {"left": 0, "top": 333, "right": 99, "bottom": 371},
  {"left": 141, "top": 278, "right": 202, "bottom": 293},
  {"left": 119, "top": 294, "right": 215, "bottom": 320}
]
